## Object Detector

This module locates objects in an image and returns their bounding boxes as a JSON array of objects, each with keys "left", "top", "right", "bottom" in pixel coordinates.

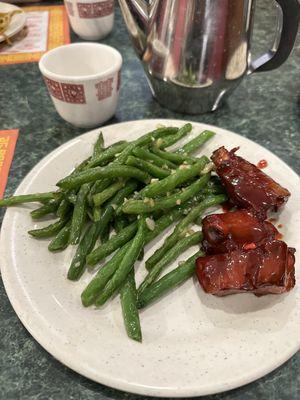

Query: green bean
[
  {"left": 100, "top": 224, "right": 110, "bottom": 243},
  {"left": 90, "top": 178, "right": 112, "bottom": 196},
  {"left": 126, "top": 156, "right": 170, "bottom": 179},
  {"left": 86, "top": 206, "right": 94, "bottom": 222},
  {"left": 30, "top": 200, "right": 60, "bottom": 219},
  {"left": 67, "top": 216, "right": 109, "bottom": 281},
  {"left": 93, "top": 180, "right": 125, "bottom": 206},
  {"left": 28, "top": 216, "right": 69, "bottom": 238},
  {"left": 156, "top": 123, "right": 192, "bottom": 149},
  {"left": 81, "top": 206, "right": 184, "bottom": 307},
  {"left": 82, "top": 244, "right": 129, "bottom": 307},
  {"left": 57, "top": 198, "right": 72, "bottom": 219},
  {"left": 140, "top": 156, "right": 208, "bottom": 198},
  {"left": 122, "top": 174, "right": 210, "bottom": 214},
  {"left": 88, "top": 178, "right": 112, "bottom": 206},
  {"left": 145, "top": 208, "right": 183, "bottom": 241},
  {"left": 138, "top": 231, "right": 202, "bottom": 295},
  {"left": 93, "top": 206, "right": 101, "bottom": 222},
  {"left": 120, "top": 270, "right": 142, "bottom": 342},
  {"left": 203, "top": 185, "right": 225, "bottom": 195},
  {"left": 87, "top": 141, "right": 128, "bottom": 168},
  {"left": 146, "top": 194, "right": 227, "bottom": 270},
  {"left": 77, "top": 140, "right": 127, "bottom": 174},
  {"left": 48, "top": 221, "right": 71, "bottom": 252},
  {"left": 68, "top": 181, "right": 138, "bottom": 280},
  {"left": 71, "top": 157, "right": 91, "bottom": 175},
  {"left": 94, "top": 218, "right": 147, "bottom": 306},
  {"left": 69, "top": 183, "right": 90, "bottom": 245},
  {"left": 138, "top": 250, "right": 203, "bottom": 309},
  {"left": 87, "top": 209, "right": 183, "bottom": 294},
  {"left": 151, "top": 147, "right": 197, "bottom": 165},
  {"left": 92, "top": 132, "right": 104, "bottom": 159},
  {"left": 138, "top": 248, "right": 144, "bottom": 261},
  {"left": 109, "top": 179, "right": 138, "bottom": 205},
  {"left": 84, "top": 127, "right": 176, "bottom": 174},
  {"left": 115, "top": 127, "right": 179, "bottom": 165},
  {"left": 57, "top": 165, "right": 150, "bottom": 190},
  {"left": 87, "top": 221, "right": 138, "bottom": 266},
  {"left": 176, "top": 130, "right": 215, "bottom": 155},
  {"left": 66, "top": 190, "right": 77, "bottom": 205},
  {"left": 132, "top": 147, "right": 177, "bottom": 169},
  {"left": 114, "top": 214, "right": 129, "bottom": 233},
  {"left": 0, "top": 192, "right": 56, "bottom": 207}
]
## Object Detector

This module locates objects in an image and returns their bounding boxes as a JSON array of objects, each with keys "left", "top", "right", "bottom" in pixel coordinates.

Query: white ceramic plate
[
  {"left": 0, "top": 2, "right": 26, "bottom": 43},
  {"left": 1, "top": 119, "right": 300, "bottom": 397}
]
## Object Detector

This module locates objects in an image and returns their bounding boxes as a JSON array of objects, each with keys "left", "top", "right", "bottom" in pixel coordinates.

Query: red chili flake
[
  {"left": 243, "top": 242, "right": 257, "bottom": 250},
  {"left": 257, "top": 159, "right": 268, "bottom": 169},
  {"left": 276, "top": 232, "right": 283, "bottom": 240},
  {"left": 278, "top": 224, "right": 283, "bottom": 228}
]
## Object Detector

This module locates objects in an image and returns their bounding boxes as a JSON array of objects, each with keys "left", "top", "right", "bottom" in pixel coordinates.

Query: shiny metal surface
[{"left": 119, "top": 0, "right": 299, "bottom": 114}]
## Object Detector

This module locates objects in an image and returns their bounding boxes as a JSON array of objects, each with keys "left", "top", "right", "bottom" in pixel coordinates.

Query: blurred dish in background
[
  {"left": 1, "top": 1, "right": 40, "bottom": 3},
  {"left": 64, "top": 0, "right": 114, "bottom": 40},
  {"left": 0, "top": 4, "right": 69, "bottom": 66},
  {"left": 0, "top": 2, "right": 26, "bottom": 43}
]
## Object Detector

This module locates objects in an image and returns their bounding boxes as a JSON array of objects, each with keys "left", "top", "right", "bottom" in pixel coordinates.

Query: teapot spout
[{"left": 118, "top": 0, "right": 149, "bottom": 57}]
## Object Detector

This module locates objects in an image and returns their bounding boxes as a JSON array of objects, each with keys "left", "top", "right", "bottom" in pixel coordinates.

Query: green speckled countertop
[{"left": 0, "top": 1, "right": 299, "bottom": 399}]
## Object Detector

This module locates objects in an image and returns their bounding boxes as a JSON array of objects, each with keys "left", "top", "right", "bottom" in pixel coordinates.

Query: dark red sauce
[{"left": 221, "top": 201, "right": 232, "bottom": 212}]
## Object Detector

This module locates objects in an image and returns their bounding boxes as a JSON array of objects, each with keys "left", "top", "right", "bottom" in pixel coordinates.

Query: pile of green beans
[{"left": 0, "top": 124, "right": 226, "bottom": 343}]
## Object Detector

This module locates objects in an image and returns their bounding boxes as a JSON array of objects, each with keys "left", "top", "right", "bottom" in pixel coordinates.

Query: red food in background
[
  {"left": 211, "top": 147, "right": 290, "bottom": 219},
  {"left": 196, "top": 240, "right": 295, "bottom": 296},
  {"left": 202, "top": 210, "right": 278, "bottom": 254}
]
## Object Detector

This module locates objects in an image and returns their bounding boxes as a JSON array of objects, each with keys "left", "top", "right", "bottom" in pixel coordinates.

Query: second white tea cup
[{"left": 64, "top": 0, "right": 114, "bottom": 40}]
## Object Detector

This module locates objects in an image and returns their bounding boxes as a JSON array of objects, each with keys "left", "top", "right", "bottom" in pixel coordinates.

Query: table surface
[{"left": 0, "top": 1, "right": 300, "bottom": 399}]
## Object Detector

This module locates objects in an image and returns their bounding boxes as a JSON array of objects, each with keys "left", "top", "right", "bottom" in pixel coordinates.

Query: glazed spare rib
[
  {"left": 196, "top": 146, "right": 295, "bottom": 296},
  {"left": 202, "top": 210, "right": 278, "bottom": 255},
  {"left": 211, "top": 147, "right": 290, "bottom": 219},
  {"left": 196, "top": 240, "right": 295, "bottom": 296}
]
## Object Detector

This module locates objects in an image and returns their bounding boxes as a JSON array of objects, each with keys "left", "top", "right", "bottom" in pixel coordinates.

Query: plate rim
[
  {"left": 1, "top": 118, "right": 300, "bottom": 397},
  {"left": 0, "top": 2, "right": 27, "bottom": 43}
]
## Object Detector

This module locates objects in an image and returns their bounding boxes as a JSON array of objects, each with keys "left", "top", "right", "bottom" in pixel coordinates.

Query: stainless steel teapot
[{"left": 119, "top": 0, "right": 300, "bottom": 114}]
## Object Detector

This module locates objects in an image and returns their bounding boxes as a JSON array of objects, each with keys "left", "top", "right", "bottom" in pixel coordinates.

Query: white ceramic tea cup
[
  {"left": 39, "top": 42, "right": 122, "bottom": 128},
  {"left": 64, "top": 0, "right": 114, "bottom": 40}
]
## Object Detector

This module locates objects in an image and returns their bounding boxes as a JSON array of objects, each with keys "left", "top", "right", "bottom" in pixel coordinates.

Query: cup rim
[{"left": 39, "top": 42, "right": 122, "bottom": 82}]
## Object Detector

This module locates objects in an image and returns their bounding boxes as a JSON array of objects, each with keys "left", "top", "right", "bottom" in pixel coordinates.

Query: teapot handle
[{"left": 250, "top": 0, "right": 300, "bottom": 73}]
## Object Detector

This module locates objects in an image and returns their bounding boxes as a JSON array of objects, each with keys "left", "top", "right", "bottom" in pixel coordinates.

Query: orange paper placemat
[
  {"left": 0, "top": 5, "right": 70, "bottom": 65},
  {"left": 0, "top": 130, "right": 19, "bottom": 199}
]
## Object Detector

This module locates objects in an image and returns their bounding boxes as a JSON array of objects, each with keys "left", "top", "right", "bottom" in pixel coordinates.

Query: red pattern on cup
[
  {"left": 77, "top": 0, "right": 114, "bottom": 19},
  {"left": 44, "top": 77, "right": 86, "bottom": 104},
  {"left": 93, "top": 0, "right": 114, "bottom": 17},
  {"left": 65, "top": 1, "right": 74, "bottom": 16},
  {"left": 44, "top": 77, "right": 64, "bottom": 101},
  {"left": 95, "top": 77, "right": 113, "bottom": 100},
  {"left": 61, "top": 83, "right": 86, "bottom": 104},
  {"left": 117, "top": 70, "right": 121, "bottom": 91},
  {"left": 77, "top": 3, "right": 92, "bottom": 18}
]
